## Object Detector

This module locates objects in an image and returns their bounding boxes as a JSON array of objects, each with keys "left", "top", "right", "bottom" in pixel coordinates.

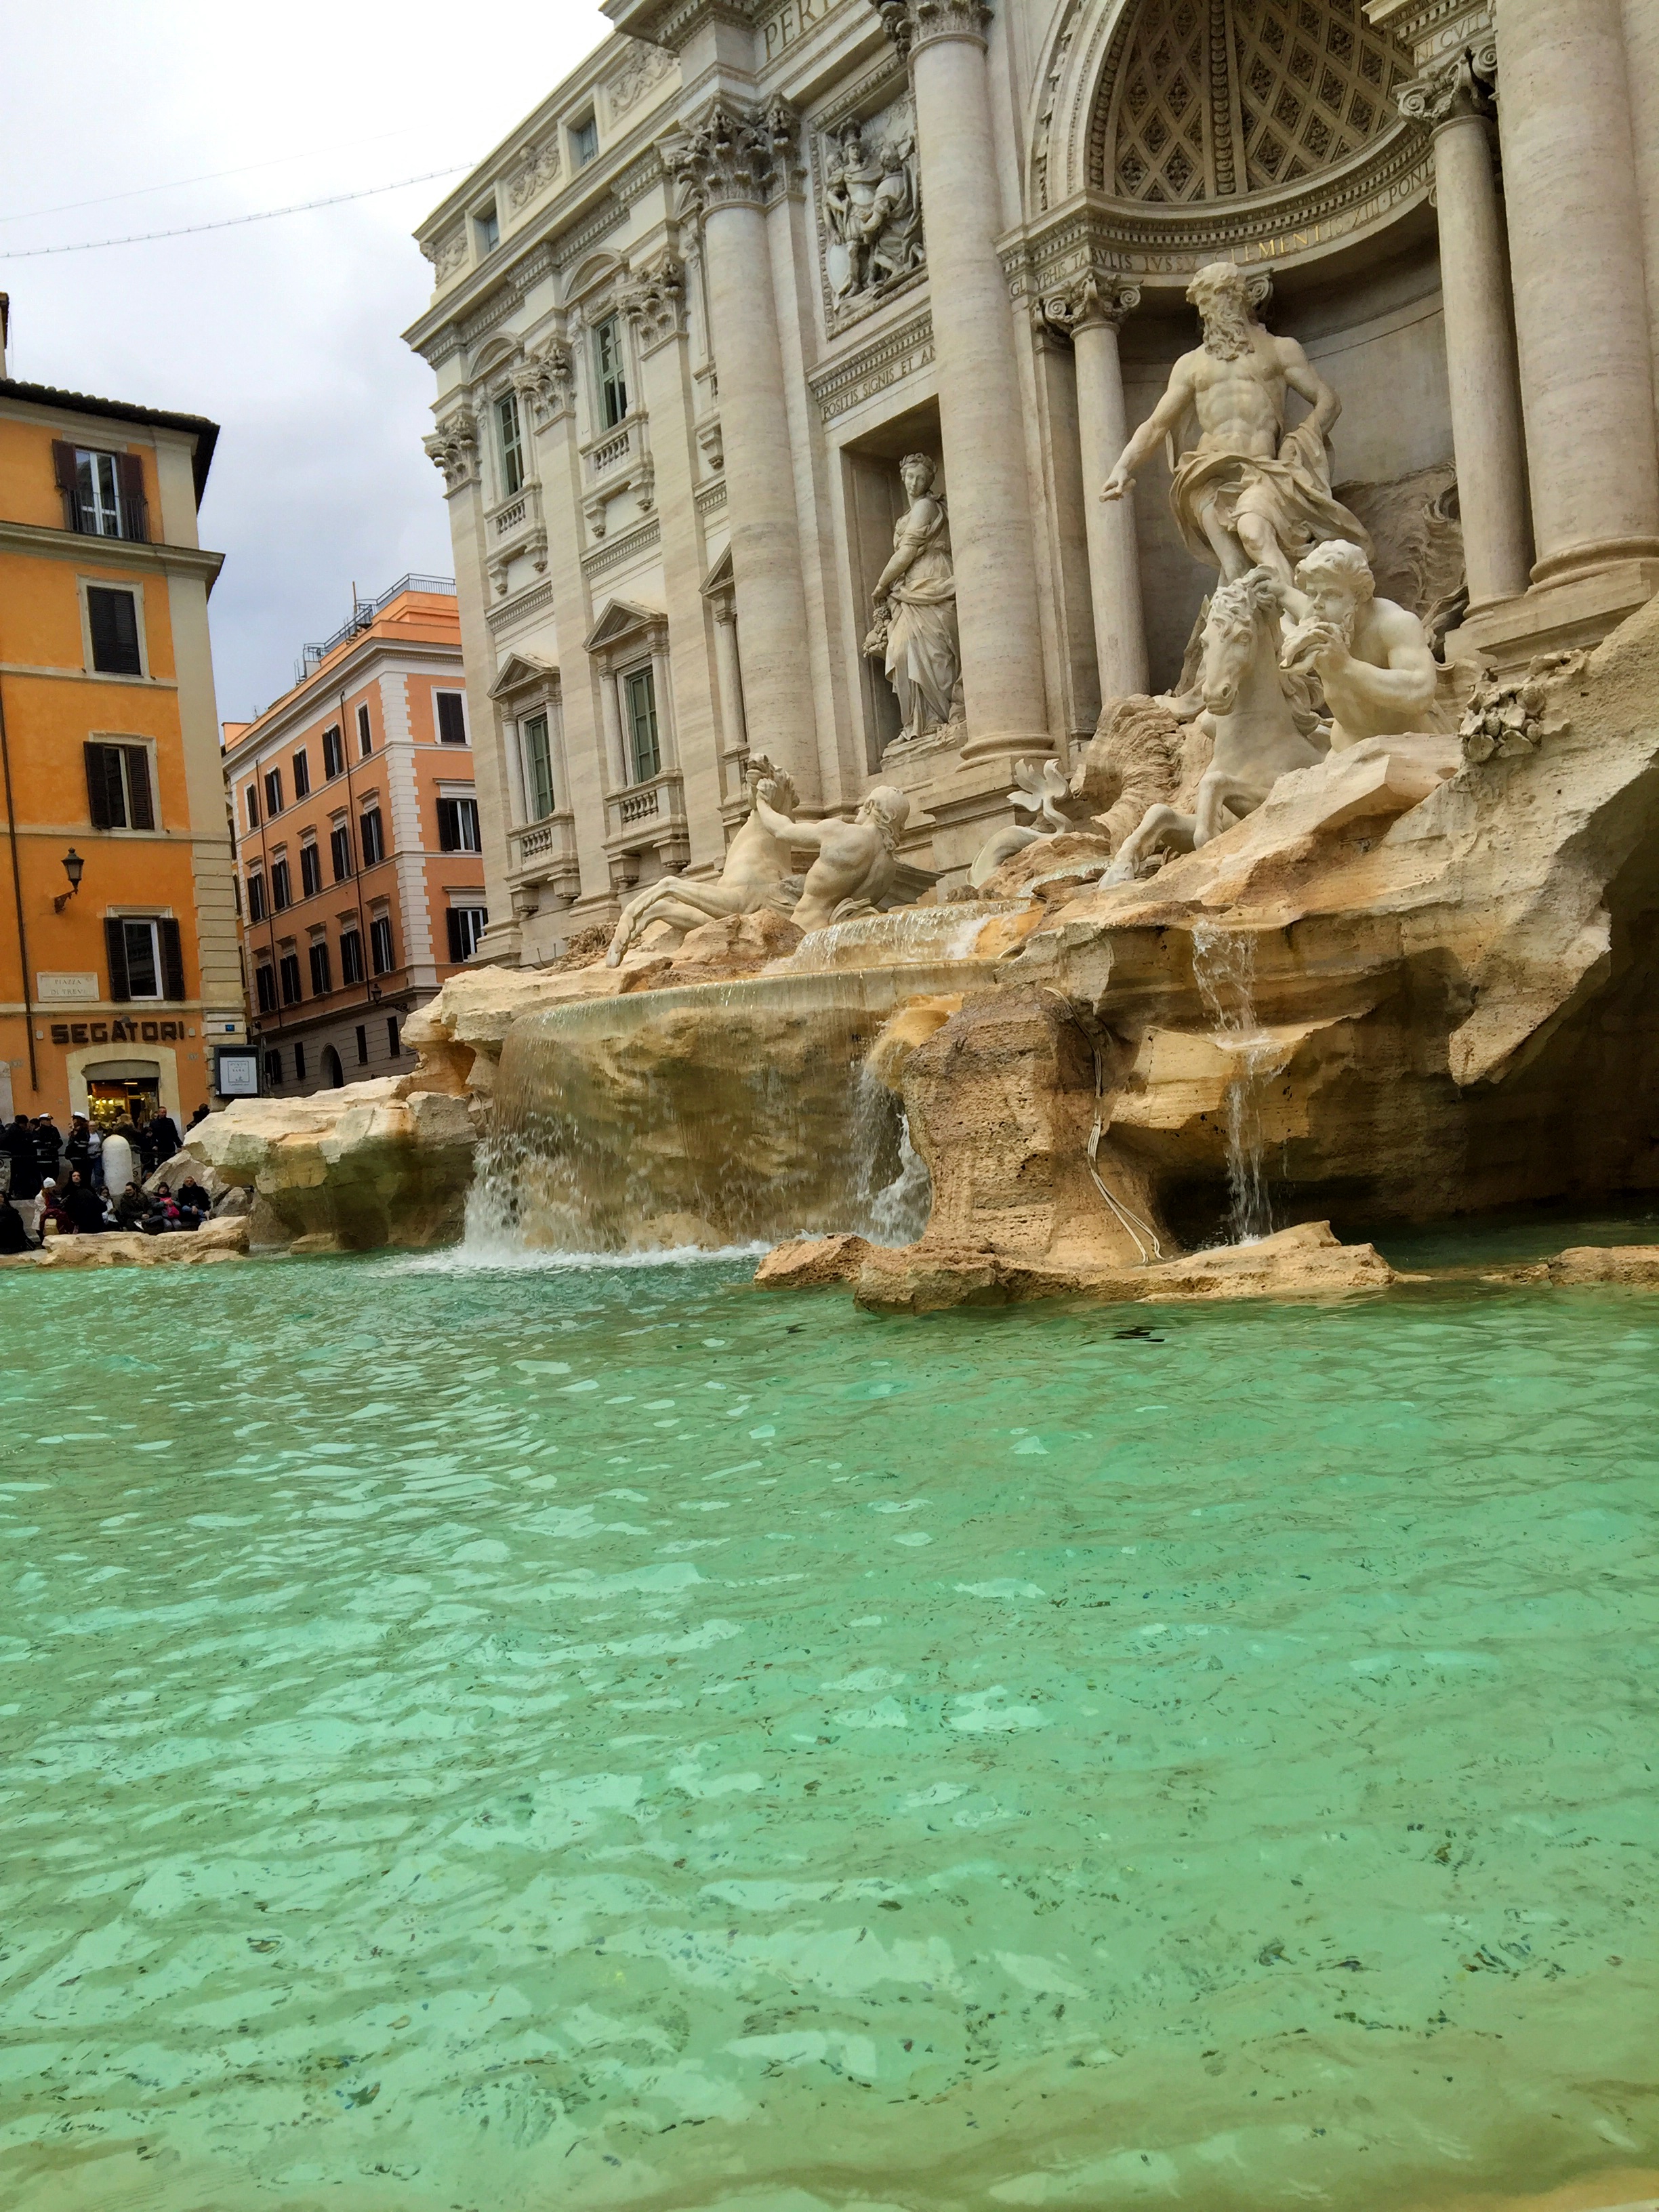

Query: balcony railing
[
  {"left": 295, "top": 572, "right": 456, "bottom": 682},
  {"left": 603, "top": 771, "right": 687, "bottom": 853}
]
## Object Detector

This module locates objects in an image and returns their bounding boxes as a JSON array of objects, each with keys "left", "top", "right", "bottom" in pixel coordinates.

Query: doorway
[
  {"left": 322, "top": 1045, "right": 344, "bottom": 1089},
  {"left": 86, "top": 1078, "right": 161, "bottom": 1132}
]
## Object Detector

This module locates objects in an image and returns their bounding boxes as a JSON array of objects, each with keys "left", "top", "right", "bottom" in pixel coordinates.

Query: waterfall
[
  {"left": 462, "top": 964, "right": 985, "bottom": 1260},
  {"left": 1189, "top": 923, "right": 1282, "bottom": 1245}
]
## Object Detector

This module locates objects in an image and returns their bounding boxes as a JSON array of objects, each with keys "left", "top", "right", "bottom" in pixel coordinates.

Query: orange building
[
  {"left": 0, "top": 347, "right": 243, "bottom": 1134},
  {"left": 222, "top": 579, "right": 485, "bottom": 1095}
]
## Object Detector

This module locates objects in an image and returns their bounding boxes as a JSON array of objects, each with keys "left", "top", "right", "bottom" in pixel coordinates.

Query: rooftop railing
[{"left": 294, "top": 573, "right": 456, "bottom": 685}]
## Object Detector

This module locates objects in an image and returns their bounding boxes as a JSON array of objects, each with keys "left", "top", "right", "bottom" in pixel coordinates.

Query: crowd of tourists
[{"left": 0, "top": 1105, "right": 216, "bottom": 1253}]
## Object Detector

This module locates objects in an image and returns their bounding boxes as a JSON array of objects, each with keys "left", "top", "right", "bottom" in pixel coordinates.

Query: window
[
  {"left": 521, "top": 712, "right": 555, "bottom": 819},
  {"left": 370, "top": 915, "right": 395, "bottom": 975},
  {"left": 54, "top": 443, "right": 146, "bottom": 541},
  {"left": 360, "top": 808, "right": 384, "bottom": 866},
  {"left": 497, "top": 392, "right": 525, "bottom": 497},
  {"left": 292, "top": 747, "right": 311, "bottom": 799},
  {"left": 87, "top": 586, "right": 142, "bottom": 676},
  {"left": 245, "top": 783, "right": 260, "bottom": 830},
  {"left": 247, "top": 872, "right": 266, "bottom": 923},
  {"left": 255, "top": 963, "right": 278, "bottom": 1014},
  {"left": 279, "top": 951, "right": 302, "bottom": 1006},
  {"left": 623, "top": 664, "right": 661, "bottom": 783},
  {"left": 83, "top": 741, "right": 154, "bottom": 831},
  {"left": 300, "top": 843, "right": 322, "bottom": 898},
  {"left": 357, "top": 703, "right": 373, "bottom": 757},
  {"left": 270, "top": 856, "right": 292, "bottom": 912},
  {"left": 437, "top": 796, "right": 481, "bottom": 852},
  {"left": 387, "top": 1016, "right": 401, "bottom": 1059},
  {"left": 323, "top": 724, "right": 345, "bottom": 779},
  {"left": 447, "top": 905, "right": 488, "bottom": 962},
  {"left": 104, "top": 915, "right": 184, "bottom": 1003},
  {"left": 340, "top": 929, "right": 365, "bottom": 985},
  {"left": 435, "top": 691, "right": 468, "bottom": 745},
  {"left": 263, "top": 766, "right": 284, "bottom": 817},
  {"left": 571, "top": 113, "right": 598, "bottom": 166},
  {"left": 330, "top": 823, "right": 353, "bottom": 882},
  {"left": 293, "top": 1041, "right": 307, "bottom": 1082},
  {"left": 264, "top": 1048, "right": 282, "bottom": 1087},
  {"left": 354, "top": 1023, "right": 369, "bottom": 1066},
  {"left": 309, "top": 941, "right": 332, "bottom": 996},
  {"left": 594, "top": 314, "right": 628, "bottom": 429},
  {"left": 474, "top": 202, "right": 499, "bottom": 254}
]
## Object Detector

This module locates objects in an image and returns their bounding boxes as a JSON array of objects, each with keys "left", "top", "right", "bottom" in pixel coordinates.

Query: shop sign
[{"left": 48, "top": 1019, "right": 184, "bottom": 1046}]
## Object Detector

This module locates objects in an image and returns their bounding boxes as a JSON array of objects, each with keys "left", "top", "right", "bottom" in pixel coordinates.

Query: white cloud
[{"left": 0, "top": 0, "right": 609, "bottom": 719}]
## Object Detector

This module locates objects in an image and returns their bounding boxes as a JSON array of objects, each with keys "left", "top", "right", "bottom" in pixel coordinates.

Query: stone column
[
  {"left": 1619, "top": 0, "right": 1659, "bottom": 424},
  {"left": 1396, "top": 47, "right": 1532, "bottom": 605},
  {"left": 1496, "top": 0, "right": 1659, "bottom": 583},
  {"left": 676, "top": 104, "right": 821, "bottom": 805},
  {"left": 878, "top": 0, "right": 1051, "bottom": 761},
  {"left": 1048, "top": 274, "right": 1149, "bottom": 699},
  {"left": 712, "top": 600, "right": 747, "bottom": 755}
]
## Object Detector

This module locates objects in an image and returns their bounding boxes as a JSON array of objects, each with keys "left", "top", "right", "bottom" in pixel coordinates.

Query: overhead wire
[
  {"left": 1, "top": 167, "right": 470, "bottom": 260},
  {"left": 0, "top": 127, "right": 436, "bottom": 226}
]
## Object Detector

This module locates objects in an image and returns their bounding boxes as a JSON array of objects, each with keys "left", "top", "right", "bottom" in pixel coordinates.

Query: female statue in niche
[{"left": 866, "top": 451, "right": 961, "bottom": 743}]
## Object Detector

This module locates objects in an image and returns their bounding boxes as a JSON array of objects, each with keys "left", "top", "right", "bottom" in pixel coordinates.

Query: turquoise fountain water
[{"left": 1, "top": 1229, "right": 1656, "bottom": 2212}]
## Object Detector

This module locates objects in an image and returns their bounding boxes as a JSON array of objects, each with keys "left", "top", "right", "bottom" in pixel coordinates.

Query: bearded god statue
[{"left": 1102, "top": 260, "right": 1370, "bottom": 591}]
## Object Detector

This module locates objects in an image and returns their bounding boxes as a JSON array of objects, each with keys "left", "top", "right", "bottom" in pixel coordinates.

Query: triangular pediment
[
  {"left": 583, "top": 598, "right": 663, "bottom": 653},
  {"left": 489, "top": 651, "right": 560, "bottom": 700},
  {"left": 699, "top": 546, "right": 734, "bottom": 598}
]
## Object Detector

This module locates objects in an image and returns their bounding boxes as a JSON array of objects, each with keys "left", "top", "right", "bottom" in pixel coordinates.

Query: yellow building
[{"left": 0, "top": 321, "right": 243, "bottom": 1133}]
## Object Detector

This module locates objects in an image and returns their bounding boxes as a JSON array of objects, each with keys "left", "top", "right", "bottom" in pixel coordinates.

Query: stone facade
[{"left": 404, "top": 0, "right": 1659, "bottom": 966}]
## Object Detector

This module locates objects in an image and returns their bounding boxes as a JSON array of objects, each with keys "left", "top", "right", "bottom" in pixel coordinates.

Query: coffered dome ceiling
[{"left": 1096, "top": 0, "right": 1415, "bottom": 203}]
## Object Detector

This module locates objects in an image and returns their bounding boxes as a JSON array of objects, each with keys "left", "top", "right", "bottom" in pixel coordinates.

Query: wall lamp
[{"left": 54, "top": 848, "right": 84, "bottom": 913}]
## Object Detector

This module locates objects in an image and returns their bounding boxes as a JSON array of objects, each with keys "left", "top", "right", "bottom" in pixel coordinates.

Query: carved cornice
[
  {"left": 672, "top": 98, "right": 801, "bottom": 214},
  {"left": 581, "top": 515, "right": 664, "bottom": 579},
  {"left": 422, "top": 405, "right": 479, "bottom": 494},
  {"left": 872, "top": 0, "right": 991, "bottom": 61},
  {"left": 607, "top": 0, "right": 759, "bottom": 54},
  {"left": 1395, "top": 39, "right": 1496, "bottom": 127},
  {"left": 1365, "top": 0, "right": 1492, "bottom": 72},
  {"left": 486, "top": 579, "right": 554, "bottom": 632},
  {"left": 807, "top": 305, "right": 933, "bottom": 422}
]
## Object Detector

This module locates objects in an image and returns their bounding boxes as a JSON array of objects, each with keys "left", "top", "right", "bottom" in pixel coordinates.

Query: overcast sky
[{"left": 0, "top": 1, "right": 609, "bottom": 722}]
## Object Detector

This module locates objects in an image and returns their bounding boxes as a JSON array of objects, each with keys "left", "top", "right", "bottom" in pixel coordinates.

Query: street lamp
[{"left": 53, "top": 848, "right": 84, "bottom": 914}]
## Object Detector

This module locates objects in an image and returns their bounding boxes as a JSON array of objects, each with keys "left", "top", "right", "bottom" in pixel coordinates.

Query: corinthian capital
[
  {"left": 422, "top": 405, "right": 478, "bottom": 494},
  {"left": 1395, "top": 40, "right": 1496, "bottom": 127},
  {"left": 1041, "top": 272, "right": 1141, "bottom": 338},
  {"left": 672, "top": 99, "right": 799, "bottom": 213},
  {"left": 874, "top": 0, "right": 992, "bottom": 62}
]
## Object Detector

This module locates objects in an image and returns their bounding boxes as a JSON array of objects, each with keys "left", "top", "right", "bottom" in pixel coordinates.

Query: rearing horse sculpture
[
  {"left": 1109, "top": 568, "right": 1327, "bottom": 876},
  {"left": 606, "top": 756, "right": 798, "bottom": 967}
]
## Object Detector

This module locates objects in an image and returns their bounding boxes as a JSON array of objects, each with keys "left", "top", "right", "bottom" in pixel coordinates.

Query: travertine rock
[
  {"left": 1539, "top": 1244, "right": 1659, "bottom": 1285},
  {"left": 185, "top": 1080, "right": 478, "bottom": 1252},
  {"left": 787, "top": 1219, "right": 1395, "bottom": 1313},
  {"left": 5, "top": 1218, "right": 250, "bottom": 1269},
  {"left": 889, "top": 593, "right": 1659, "bottom": 1260}
]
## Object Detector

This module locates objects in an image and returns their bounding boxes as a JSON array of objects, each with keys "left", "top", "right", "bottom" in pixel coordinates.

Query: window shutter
[
  {"left": 52, "top": 440, "right": 81, "bottom": 528},
  {"left": 446, "top": 909, "right": 463, "bottom": 962},
  {"left": 117, "top": 453, "right": 150, "bottom": 543},
  {"left": 159, "top": 917, "right": 186, "bottom": 1002},
  {"left": 105, "top": 916, "right": 131, "bottom": 1002},
  {"left": 123, "top": 745, "right": 155, "bottom": 831},
  {"left": 85, "top": 743, "right": 112, "bottom": 829}
]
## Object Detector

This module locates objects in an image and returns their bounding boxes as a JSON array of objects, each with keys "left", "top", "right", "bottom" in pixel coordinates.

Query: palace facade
[{"left": 405, "top": 0, "right": 1659, "bottom": 967}]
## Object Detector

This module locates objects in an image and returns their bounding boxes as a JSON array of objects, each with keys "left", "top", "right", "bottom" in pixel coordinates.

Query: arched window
[{"left": 322, "top": 1045, "right": 344, "bottom": 1090}]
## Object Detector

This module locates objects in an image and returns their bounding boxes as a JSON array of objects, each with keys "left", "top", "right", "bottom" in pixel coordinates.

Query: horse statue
[
  {"left": 606, "top": 756, "right": 799, "bottom": 967},
  {"left": 1107, "top": 568, "right": 1327, "bottom": 877}
]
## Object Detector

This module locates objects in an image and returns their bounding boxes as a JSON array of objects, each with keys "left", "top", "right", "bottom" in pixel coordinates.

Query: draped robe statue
[{"left": 866, "top": 453, "right": 961, "bottom": 742}]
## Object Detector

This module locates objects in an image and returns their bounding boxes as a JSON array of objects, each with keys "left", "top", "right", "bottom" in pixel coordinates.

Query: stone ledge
[
  {"left": 1, "top": 1218, "right": 250, "bottom": 1270},
  {"left": 756, "top": 1220, "right": 1395, "bottom": 1312}
]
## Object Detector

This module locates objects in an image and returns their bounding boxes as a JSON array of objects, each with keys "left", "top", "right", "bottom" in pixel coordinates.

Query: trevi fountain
[{"left": 5, "top": 0, "right": 1659, "bottom": 2207}]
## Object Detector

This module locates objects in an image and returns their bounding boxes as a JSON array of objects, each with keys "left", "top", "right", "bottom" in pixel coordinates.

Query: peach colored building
[
  {"left": 222, "top": 579, "right": 485, "bottom": 1097},
  {"left": 0, "top": 347, "right": 243, "bottom": 1135}
]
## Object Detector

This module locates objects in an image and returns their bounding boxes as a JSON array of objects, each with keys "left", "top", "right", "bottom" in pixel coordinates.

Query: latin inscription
[{"left": 762, "top": 0, "right": 833, "bottom": 62}]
